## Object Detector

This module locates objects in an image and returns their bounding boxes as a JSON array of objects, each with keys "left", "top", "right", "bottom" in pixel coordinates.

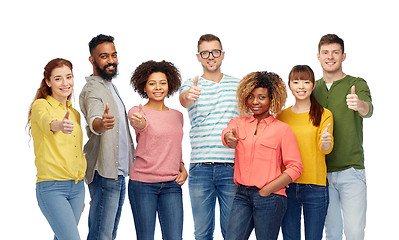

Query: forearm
[{"left": 259, "top": 173, "right": 292, "bottom": 196}]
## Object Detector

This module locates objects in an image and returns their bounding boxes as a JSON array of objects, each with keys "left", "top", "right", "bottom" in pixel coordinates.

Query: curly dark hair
[
  {"left": 89, "top": 34, "right": 114, "bottom": 54},
  {"left": 131, "top": 60, "right": 181, "bottom": 99},
  {"left": 237, "top": 71, "right": 287, "bottom": 116}
]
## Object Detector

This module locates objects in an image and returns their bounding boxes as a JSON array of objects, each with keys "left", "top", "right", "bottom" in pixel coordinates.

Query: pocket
[
  {"left": 258, "top": 140, "right": 278, "bottom": 161},
  {"left": 189, "top": 163, "right": 200, "bottom": 172},
  {"left": 351, "top": 167, "right": 366, "bottom": 183},
  {"left": 237, "top": 132, "right": 247, "bottom": 141},
  {"left": 36, "top": 181, "right": 57, "bottom": 190}
]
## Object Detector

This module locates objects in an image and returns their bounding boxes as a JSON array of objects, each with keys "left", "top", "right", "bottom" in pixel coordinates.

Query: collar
[
  {"left": 46, "top": 95, "right": 72, "bottom": 109},
  {"left": 248, "top": 114, "right": 275, "bottom": 125},
  {"left": 85, "top": 75, "right": 111, "bottom": 85}
]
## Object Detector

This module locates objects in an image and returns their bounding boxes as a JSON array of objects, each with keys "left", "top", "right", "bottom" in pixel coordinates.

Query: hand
[
  {"left": 321, "top": 123, "right": 332, "bottom": 151},
  {"left": 346, "top": 86, "right": 360, "bottom": 111},
  {"left": 258, "top": 185, "right": 272, "bottom": 197},
  {"left": 175, "top": 164, "right": 188, "bottom": 185},
  {"left": 102, "top": 103, "right": 114, "bottom": 131},
  {"left": 130, "top": 104, "right": 146, "bottom": 130},
  {"left": 224, "top": 127, "right": 239, "bottom": 148},
  {"left": 321, "top": 123, "right": 331, "bottom": 144},
  {"left": 51, "top": 110, "right": 74, "bottom": 134},
  {"left": 186, "top": 76, "right": 201, "bottom": 102},
  {"left": 180, "top": 76, "right": 201, "bottom": 108}
]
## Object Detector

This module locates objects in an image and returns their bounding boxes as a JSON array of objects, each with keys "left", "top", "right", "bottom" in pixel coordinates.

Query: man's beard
[{"left": 94, "top": 61, "right": 118, "bottom": 80}]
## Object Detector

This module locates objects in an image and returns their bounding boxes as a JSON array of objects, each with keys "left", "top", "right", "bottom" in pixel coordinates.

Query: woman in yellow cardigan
[
  {"left": 27, "top": 58, "right": 87, "bottom": 240},
  {"left": 278, "top": 65, "right": 334, "bottom": 240}
]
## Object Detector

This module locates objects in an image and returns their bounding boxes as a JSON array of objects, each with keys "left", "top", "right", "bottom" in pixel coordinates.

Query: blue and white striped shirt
[{"left": 180, "top": 74, "right": 240, "bottom": 163}]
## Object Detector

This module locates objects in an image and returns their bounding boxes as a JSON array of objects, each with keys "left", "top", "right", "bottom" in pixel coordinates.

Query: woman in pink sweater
[
  {"left": 222, "top": 71, "right": 303, "bottom": 240},
  {"left": 128, "top": 60, "right": 187, "bottom": 240}
]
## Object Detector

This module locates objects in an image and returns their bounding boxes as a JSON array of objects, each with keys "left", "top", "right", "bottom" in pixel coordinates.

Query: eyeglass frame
[{"left": 198, "top": 49, "right": 224, "bottom": 59}]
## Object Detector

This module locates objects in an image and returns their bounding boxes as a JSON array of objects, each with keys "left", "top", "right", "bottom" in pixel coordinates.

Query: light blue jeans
[
  {"left": 128, "top": 180, "right": 183, "bottom": 240},
  {"left": 87, "top": 172, "right": 126, "bottom": 240},
  {"left": 36, "top": 180, "right": 85, "bottom": 240},
  {"left": 325, "top": 167, "right": 367, "bottom": 240},
  {"left": 188, "top": 163, "right": 236, "bottom": 240}
]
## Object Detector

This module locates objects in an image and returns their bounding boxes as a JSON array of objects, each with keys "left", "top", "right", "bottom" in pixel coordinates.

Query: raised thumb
[{"left": 64, "top": 110, "right": 70, "bottom": 120}]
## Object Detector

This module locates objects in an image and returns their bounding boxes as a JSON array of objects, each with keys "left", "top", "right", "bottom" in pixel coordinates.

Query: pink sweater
[{"left": 128, "top": 106, "right": 184, "bottom": 183}]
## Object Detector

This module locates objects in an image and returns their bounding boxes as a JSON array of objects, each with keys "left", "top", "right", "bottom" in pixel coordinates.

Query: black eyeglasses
[{"left": 198, "top": 50, "right": 223, "bottom": 59}]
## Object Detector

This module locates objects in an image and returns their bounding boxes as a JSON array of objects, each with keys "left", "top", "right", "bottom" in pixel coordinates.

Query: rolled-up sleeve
[
  {"left": 80, "top": 90, "right": 104, "bottom": 135},
  {"left": 281, "top": 126, "right": 303, "bottom": 182}
]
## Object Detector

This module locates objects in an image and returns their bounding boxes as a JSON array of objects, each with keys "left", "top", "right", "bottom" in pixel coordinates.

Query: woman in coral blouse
[
  {"left": 27, "top": 58, "right": 86, "bottom": 240},
  {"left": 222, "top": 71, "right": 303, "bottom": 240},
  {"left": 128, "top": 60, "right": 187, "bottom": 240}
]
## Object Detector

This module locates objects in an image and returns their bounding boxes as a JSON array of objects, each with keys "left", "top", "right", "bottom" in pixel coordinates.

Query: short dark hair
[
  {"left": 130, "top": 60, "right": 181, "bottom": 99},
  {"left": 89, "top": 34, "right": 115, "bottom": 54},
  {"left": 197, "top": 34, "right": 223, "bottom": 52},
  {"left": 318, "top": 34, "right": 344, "bottom": 53}
]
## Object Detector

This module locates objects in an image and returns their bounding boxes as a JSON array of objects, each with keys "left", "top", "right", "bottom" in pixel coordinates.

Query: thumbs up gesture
[
  {"left": 50, "top": 110, "right": 74, "bottom": 134},
  {"left": 224, "top": 127, "right": 239, "bottom": 149},
  {"left": 180, "top": 76, "right": 201, "bottom": 108},
  {"left": 346, "top": 86, "right": 360, "bottom": 111},
  {"left": 130, "top": 104, "right": 146, "bottom": 130},
  {"left": 320, "top": 123, "right": 332, "bottom": 151},
  {"left": 187, "top": 76, "right": 201, "bottom": 101},
  {"left": 102, "top": 103, "right": 114, "bottom": 131}
]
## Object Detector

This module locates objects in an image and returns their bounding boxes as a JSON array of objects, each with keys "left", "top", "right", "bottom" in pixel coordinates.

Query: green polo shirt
[{"left": 313, "top": 75, "right": 373, "bottom": 172}]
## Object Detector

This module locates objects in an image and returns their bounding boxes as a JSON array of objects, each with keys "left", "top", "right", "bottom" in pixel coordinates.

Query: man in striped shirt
[{"left": 180, "top": 34, "right": 240, "bottom": 240}]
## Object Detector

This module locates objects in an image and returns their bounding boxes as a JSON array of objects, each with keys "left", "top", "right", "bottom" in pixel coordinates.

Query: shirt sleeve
[
  {"left": 281, "top": 125, "right": 303, "bottom": 182},
  {"left": 31, "top": 100, "right": 56, "bottom": 135},
  {"left": 355, "top": 78, "right": 373, "bottom": 118},
  {"left": 81, "top": 90, "right": 105, "bottom": 135}
]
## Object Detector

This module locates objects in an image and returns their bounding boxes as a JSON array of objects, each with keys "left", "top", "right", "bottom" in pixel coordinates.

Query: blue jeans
[
  {"left": 128, "top": 180, "right": 183, "bottom": 240},
  {"left": 188, "top": 163, "right": 236, "bottom": 240},
  {"left": 325, "top": 168, "right": 367, "bottom": 240},
  {"left": 36, "top": 180, "right": 85, "bottom": 240},
  {"left": 281, "top": 183, "right": 329, "bottom": 240},
  {"left": 87, "top": 172, "right": 126, "bottom": 240},
  {"left": 226, "top": 185, "right": 287, "bottom": 240}
]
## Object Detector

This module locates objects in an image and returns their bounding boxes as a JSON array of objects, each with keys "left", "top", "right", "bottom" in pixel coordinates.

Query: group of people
[{"left": 27, "top": 32, "right": 373, "bottom": 240}]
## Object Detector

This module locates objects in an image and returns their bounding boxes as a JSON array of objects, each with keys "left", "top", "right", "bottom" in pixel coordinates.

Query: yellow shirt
[
  {"left": 277, "top": 107, "right": 333, "bottom": 186},
  {"left": 31, "top": 96, "right": 86, "bottom": 183}
]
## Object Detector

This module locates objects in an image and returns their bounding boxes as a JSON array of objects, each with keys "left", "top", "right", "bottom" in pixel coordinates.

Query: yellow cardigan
[
  {"left": 278, "top": 107, "right": 333, "bottom": 186},
  {"left": 31, "top": 96, "right": 86, "bottom": 183}
]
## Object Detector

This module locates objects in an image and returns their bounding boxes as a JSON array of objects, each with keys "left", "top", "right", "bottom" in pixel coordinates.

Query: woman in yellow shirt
[
  {"left": 278, "top": 65, "right": 333, "bottom": 240},
  {"left": 27, "top": 58, "right": 87, "bottom": 240}
]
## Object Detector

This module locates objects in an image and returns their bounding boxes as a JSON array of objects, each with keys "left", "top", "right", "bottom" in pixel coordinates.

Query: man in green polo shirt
[{"left": 313, "top": 34, "right": 373, "bottom": 240}]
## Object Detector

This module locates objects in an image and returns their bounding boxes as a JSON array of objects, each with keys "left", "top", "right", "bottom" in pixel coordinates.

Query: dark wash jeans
[
  {"left": 281, "top": 182, "right": 329, "bottom": 240},
  {"left": 226, "top": 184, "right": 287, "bottom": 240}
]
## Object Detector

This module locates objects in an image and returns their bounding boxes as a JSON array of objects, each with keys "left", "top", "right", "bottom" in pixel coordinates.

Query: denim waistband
[{"left": 238, "top": 184, "right": 260, "bottom": 191}]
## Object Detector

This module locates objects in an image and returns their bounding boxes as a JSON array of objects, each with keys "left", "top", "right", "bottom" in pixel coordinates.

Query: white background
[{"left": 1, "top": 0, "right": 397, "bottom": 239}]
